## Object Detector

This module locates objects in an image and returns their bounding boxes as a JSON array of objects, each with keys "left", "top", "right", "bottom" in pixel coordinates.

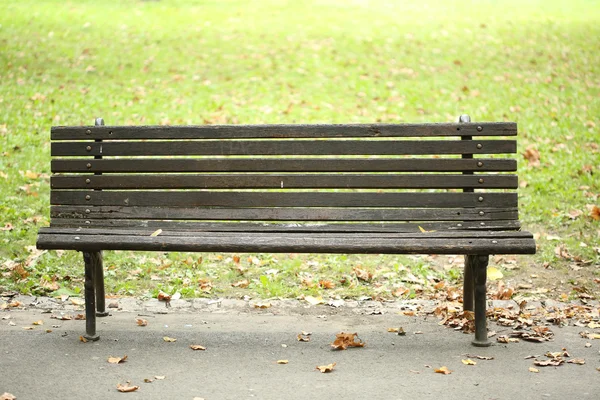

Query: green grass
[{"left": 1, "top": 0, "right": 599, "bottom": 300}]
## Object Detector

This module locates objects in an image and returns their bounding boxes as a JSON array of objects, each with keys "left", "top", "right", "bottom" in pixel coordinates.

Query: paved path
[{"left": 1, "top": 298, "right": 598, "bottom": 400}]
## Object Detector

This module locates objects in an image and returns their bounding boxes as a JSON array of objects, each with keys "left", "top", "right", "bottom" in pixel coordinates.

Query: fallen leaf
[
  {"left": 487, "top": 267, "right": 503, "bottom": 281},
  {"left": 434, "top": 366, "right": 452, "bottom": 375},
  {"left": 232, "top": 255, "right": 241, "bottom": 264},
  {"left": 353, "top": 266, "right": 373, "bottom": 282},
  {"left": 150, "top": 229, "right": 162, "bottom": 237},
  {"left": 32, "top": 320, "right": 43, "bottom": 326},
  {"left": 116, "top": 383, "right": 139, "bottom": 393},
  {"left": 387, "top": 327, "right": 400, "bottom": 333},
  {"left": 231, "top": 279, "right": 249, "bottom": 288},
  {"left": 523, "top": 147, "right": 540, "bottom": 166},
  {"left": 253, "top": 302, "right": 271, "bottom": 309},
  {"left": 80, "top": 336, "right": 88, "bottom": 343},
  {"left": 497, "top": 335, "right": 519, "bottom": 343},
  {"left": 52, "top": 314, "right": 72, "bottom": 320},
  {"left": 108, "top": 355, "right": 128, "bottom": 364},
  {"left": 158, "top": 292, "right": 171, "bottom": 302},
  {"left": 74, "top": 314, "right": 86, "bottom": 320},
  {"left": 534, "top": 359, "right": 563, "bottom": 367},
  {"left": 304, "top": 296, "right": 324, "bottom": 306},
  {"left": 315, "top": 362, "right": 336, "bottom": 373},
  {"left": 143, "top": 378, "right": 153, "bottom": 383},
  {"left": 297, "top": 333, "right": 311, "bottom": 342},
  {"left": 277, "top": 360, "right": 289, "bottom": 364},
  {"left": 135, "top": 318, "right": 148, "bottom": 327},
  {"left": 0, "top": 393, "right": 16, "bottom": 400},
  {"left": 591, "top": 206, "right": 600, "bottom": 221},
  {"left": 567, "top": 358, "right": 585, "bottom": 365},
  {"left": 163, "top": 336, "right": 177, "bottom": 342},
  {"left": 71, "top": 298, "right": 85, "bottom": 306},
  {"left": 22, "top": 327, "right": 34, "bottom": 330},
  {"left": 461, "top": 359, "right": 477, "bottom": 365},
  {"left": 319, "top": 280, "right": 335, "bottom": 289},
  {"left": 154, "top": 376, "right": 165, "bottom": 380},
  {"left": 529, "top": 367, "right": 539, "bottom": 373},
  {"left": 190, "top": 345, "right": 206, "bottom": 351},
  {"left": 464, "top": 354, "right": 494, "bottom": 360},
  {"left": 331, "top": 332, "right": 365, "bottom": 350}
]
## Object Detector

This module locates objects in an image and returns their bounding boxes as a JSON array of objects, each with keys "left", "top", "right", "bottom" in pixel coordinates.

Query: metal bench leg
[
  {"left": 82, "top": 251, "right": 100, "bottom": 341},
  {"left": 471, "top": 254, "right": 491, "bottom": 347},
  {"left": 93, "top": 251, "right": 109, "bottom": 317},
  {"left": 463, "top": 255, "right": 474, "bottom": 312}
]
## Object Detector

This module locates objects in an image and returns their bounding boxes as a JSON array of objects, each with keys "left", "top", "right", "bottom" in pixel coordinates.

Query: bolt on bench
[{"left": 36, "top": 115, "right": 536, "bottom": 346}]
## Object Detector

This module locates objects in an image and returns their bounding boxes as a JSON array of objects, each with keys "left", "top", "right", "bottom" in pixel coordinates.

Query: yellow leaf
[
  {"left": 79, "top": 336, "right": 88, "bottom": 343},
  {"left": 461, "top": 359, "right": 477, "bottom": 365},
  {"left": 163, "top": 336, "right": 177, "bottom": 342},
  {"left": 529, "top": 367, "right": 539, "bottom": 373},
  {"left": 487, "top": 267, "right": 504, "bottom": 281},
  {"left": 136, "top": 318, "right": 148, "bottom": 326},
  {"left": 150, "top": 229, "right": 162, "bottom": 237},
  {"left": 434, "top": 366, "right": 452, "bottom": 375},
  {"left": 277, "top": 360, "right": 289, "bottom": 364},
  {"left": 304, "top": 296, "right": 324, "bottom": 306},
  {"left": 189, "top": 345, "right": 206, "bottom": 350},
  {"left": 418, "top": 226, "right": 436, "bottom": 233},
  {"left": 315, "top": 362, "right": 336, "bottom": 373},
  {"left": 32, "top": 320, "right": 43, "bottom": 326}
]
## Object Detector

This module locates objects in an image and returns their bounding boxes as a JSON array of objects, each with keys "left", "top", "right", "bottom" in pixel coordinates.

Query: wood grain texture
[
  {"left": 36, "top": 231, "right": 537, "bottom": 254},
  {"left": 50, "top": 191, "right": 518, "bottom": 208},
  {"left": 50, "top": 205, "right": 519, "bottom": 221},
  {"left": 51, "top": 158, "right": 518, "bottom": 173},
  {"left": 51, "top": 122, "right": 517, "bottom": 140},
  {"left": 51, "top": 139, "right": 516, "bottom": 156},
  {"left": 51, "top": 174, "right": 518, "bottom": 190},
  {"left": 47, "top": 219, "right": 521, "bottom": 232}
]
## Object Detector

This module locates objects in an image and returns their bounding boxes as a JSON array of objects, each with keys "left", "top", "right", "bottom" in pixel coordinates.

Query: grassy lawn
[{"left": 1, "top": 0, "right": 598, "bottom": 301}]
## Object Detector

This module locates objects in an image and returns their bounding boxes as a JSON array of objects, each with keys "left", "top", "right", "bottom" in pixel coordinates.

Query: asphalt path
[{"left": 1, "top": 299, "right": 599, "bottom": 400}]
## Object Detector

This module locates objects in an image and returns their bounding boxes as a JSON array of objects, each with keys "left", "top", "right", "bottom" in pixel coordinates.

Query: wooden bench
[{"left": 36, "top": 115, "right": 536, "bottom": 346}]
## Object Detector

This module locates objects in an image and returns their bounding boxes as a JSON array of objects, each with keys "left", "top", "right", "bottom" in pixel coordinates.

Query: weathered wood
[
  {"left": 50, "top": 191, "right": 518, "bottom": 208},
  {"left": 40, "top": 227, "right": 534, "bottom": 239},
  {"left": 51, "top": 139, "right": 517, "bottom": 157},
  {"left": 46, "top": 219, "right": 522, "bottom": 232},
  {"left": 51, "top": 158, "right": 518, "bottom": 173},
  {"left": 51, "top": 174, "right": 518, "bottom": 190},
  {"left": 50, "top": 205, "right": 519, "bottom": 221},
  {"left": 51, "top": 122, "right": 517, "bottom": 140},
  {"left": 37, "top": 233, "right": 537, "bottom": 254}
]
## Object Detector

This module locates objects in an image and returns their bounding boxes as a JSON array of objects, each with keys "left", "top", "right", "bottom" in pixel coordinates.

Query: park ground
[{"left": 0, "top": 0, "right": 599, "bottom": 343}]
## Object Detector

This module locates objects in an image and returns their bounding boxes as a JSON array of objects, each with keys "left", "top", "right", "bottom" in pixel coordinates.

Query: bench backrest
[{"left": 49, "top": 121, "right": 521, "bottom": 233}]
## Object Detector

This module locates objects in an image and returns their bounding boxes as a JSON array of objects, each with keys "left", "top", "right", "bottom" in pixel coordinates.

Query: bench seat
[{"left": 38, "top": 227, "right": 535, "bottom": 254}]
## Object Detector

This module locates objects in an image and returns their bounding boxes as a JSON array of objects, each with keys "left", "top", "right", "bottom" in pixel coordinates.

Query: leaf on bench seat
[{"left": 150, "top": 229, "right": 162, "bottom": 237}]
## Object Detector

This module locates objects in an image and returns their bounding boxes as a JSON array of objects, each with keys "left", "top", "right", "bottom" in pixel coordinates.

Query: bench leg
[
  {"left": 93, "top": 251, "right": 109, "bottom": 317},
  {"left": 82, "top": 251, "right": 100, "bottom": 341},
  {"left": 470, "top": 254, "right": 491, "bottom": 347},
  {"left": 463, "top": 255, "right": 474, "bottom": 312}
]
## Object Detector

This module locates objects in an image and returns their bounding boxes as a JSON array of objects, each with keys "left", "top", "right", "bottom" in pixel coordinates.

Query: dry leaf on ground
[
  {"left": 135, "top": 318, "right": 148, "bottom": 327},
  {"left": 567, "top": 358, "right": 585, "bottom": 365},
  {"left": 190, "top": 345, "right": 206, "bottom": 351},
  {"left": 108, "top": 355, "right": 128, "bottom": 364},
  {"left": 32, "top": 320, "right": 43, "bottom": 325},
  {"left": 277, "top": 360, "right": 289, "bottom": 364},
  {"left": 331, "top": 332, "right": 365, "bottom": 350},
  {"left": 434, "top": 366, "right": 452, "bottom": 375},
  {"left": 316, "top": 362, "right": 336, "bottom": 373},
  {"left": 253, "top": 302, "right": 271, "bottom": 309},
  {"left": 0, "top": 393, "right": 16, "bottom": 400},
  {"left": 353, "top": 266, "right": 373, "bottom": 282},
  {"left": 163, "top": 336, "right": 177, "bottom": 342},
  {"left": 116, "top": 383, "right": 139, "bottom": 393},
  {"left": 529, "top": 367, "right": 539, "bottom": 373},
  {"left": 461, "top": 359, "right": 477, "bottom": 365},
  {"left": 79, "top": 336, "right": 87, "bottom": 343},
  {"left": 158, "top": 292, "right": 171, "bottom": 302},
  {"left": 297, "top": 332, "right": 311, "bottom": 342}
]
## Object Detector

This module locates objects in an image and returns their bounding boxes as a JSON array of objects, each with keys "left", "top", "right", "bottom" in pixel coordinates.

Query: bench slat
[
  {"left": 48, "top": 219, "right": 521, "bottom": 232},
  {"left": 51, "top": 191, "right": 518, "bottom": 208},
  {"left": 50, "top": 206, "right": 518, "bottom": 221},
  {"left": 51, "top": 139, "right": 516, "bottom": 156},
  {"left": 40, "top": 227, "right": 532, "bottom": 238},
  {"left": 51, "top": 174, "right": 518, "bottom": 190},
  {"left": 51, "top": 158, "right": 517, "bottom": 173},
  {"left": 36, "top": 232, "right": 536, "bottom": 254},
  {"left": 51, "top": 122, "right": 517, "bottom": 140}
]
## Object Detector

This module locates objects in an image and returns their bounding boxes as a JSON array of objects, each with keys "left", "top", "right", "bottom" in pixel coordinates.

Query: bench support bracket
[{"left": 469, "top": 254, "right": 491, "bottom": 347}]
